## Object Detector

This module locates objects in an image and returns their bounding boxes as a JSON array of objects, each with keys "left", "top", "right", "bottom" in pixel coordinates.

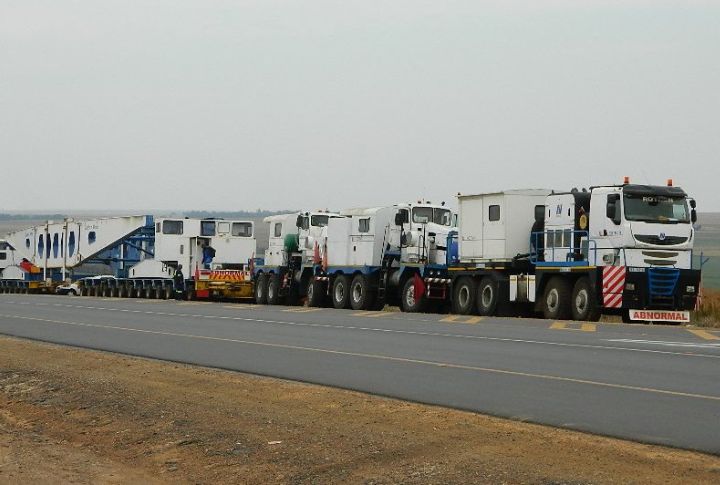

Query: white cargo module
[{"left": 458, "top": 190, "right": 550, "bottom": 262}]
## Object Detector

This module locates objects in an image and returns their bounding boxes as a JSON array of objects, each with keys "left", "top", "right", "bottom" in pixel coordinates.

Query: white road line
[
  {"left": 606, "top": 339, "right": 720, "bottom": 349},
  {"left": 2, "top": 300, "right": 720, "bottom": 360},
  {"left": 2, "top": 312, "right": 719, "bottom": 403}
]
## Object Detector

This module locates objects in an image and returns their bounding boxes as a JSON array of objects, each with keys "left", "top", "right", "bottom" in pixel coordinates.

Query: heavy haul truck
[
  {"left": 444, "top": 180, "right": 700, "bottom": 322},
  {"left": 0, "top": 216, "right": 256, "bottom": 300},
  {"left": 2, "top": 178, "right": 702, "bottom": 322},
  {"left": 252, "top": 202, "right": 458, "bottom": 311}
]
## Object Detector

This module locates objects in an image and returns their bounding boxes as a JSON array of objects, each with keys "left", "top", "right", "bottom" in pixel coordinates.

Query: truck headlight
[
  {"left": 625, "top": 283, "right": 635, "bottom": 291},
  {"left": 686, "top": 285, "right": 695, "bottom": 294}
]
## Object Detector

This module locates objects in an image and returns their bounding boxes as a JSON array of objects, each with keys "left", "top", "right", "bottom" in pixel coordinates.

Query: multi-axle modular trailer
[{"left": 0, "top": 216, "right": 256, "bottom": 300}]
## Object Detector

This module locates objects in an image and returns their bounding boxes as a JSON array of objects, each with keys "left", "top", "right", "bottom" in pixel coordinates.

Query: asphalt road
[{"left": 1, "top": 293, "right": 719, "bottom": 455}]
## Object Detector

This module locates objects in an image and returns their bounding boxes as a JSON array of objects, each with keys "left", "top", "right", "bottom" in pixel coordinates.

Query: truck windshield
[
  {"left": 623, "top": 194, "right": 689, "bottom": 223},
  {"left": 412, "top": 207, "right": 452, "bottom": 226},
  {"left": 311, "top": 215, "right": 330, "bottom": 227}
]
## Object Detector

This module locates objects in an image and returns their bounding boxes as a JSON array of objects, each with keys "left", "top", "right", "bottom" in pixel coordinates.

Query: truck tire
[
  {"left": 571, "top": 277, "right": 600, "bottom": 322},
  {"left": 350, "top": 274, "right": 374, "bottom": 311},
  {"left": 476, "top": 276, "right": 500, "bottom": 316},
  {"left": 267, "top": 274, "right": 281, "bottom": 305},
  {"left": 401, "top": 277, "right": 426, "bottom": 313},
  {"left": 332, "top": 275, "right": 350, "bottom": 309},
  {"left": 254, "top": 273, "right": 268, "bottom": 304},
  {"left": 307, "top": 278, "right": 326, "bottom": 307},
  {"left": 543, "top": 277, "right": 572, "bottom": 320},
  {"left": 452, "top": 277, "right": 475, "bottom": 315}
]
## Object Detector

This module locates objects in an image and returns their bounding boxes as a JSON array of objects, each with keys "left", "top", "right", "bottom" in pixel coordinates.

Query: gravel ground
[{"left": 1, "top": 335, "right": 719, "bottom": 484}]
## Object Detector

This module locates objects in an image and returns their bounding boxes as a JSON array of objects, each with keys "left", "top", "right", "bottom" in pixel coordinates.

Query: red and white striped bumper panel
[{"left": 602, "top": 266, "right": 626, "bottom": 309}]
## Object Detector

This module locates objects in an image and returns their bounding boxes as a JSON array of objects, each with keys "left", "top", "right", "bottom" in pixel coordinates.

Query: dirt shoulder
[{"left": 1, "top": 336, "right": 718, "bottom": 484}]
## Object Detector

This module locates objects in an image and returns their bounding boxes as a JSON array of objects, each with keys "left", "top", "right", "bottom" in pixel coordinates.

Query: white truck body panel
[
  {"left": 327, "top": 207, "right": 395, "bottom": 267},
  {"left": 458, "top": 190, "right": 550, "bottom": 262},
  {"left": 150, "top": 218, "right": 256, "bottom": 276},
  {"left": 263, "top": 213, "right": 300, "bottom": 267}
]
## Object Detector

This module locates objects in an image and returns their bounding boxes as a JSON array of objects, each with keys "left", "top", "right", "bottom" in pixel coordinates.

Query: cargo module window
[
  {"left": 201, "top": 221, "right": 216, "bottom": 236},
  {"left": 232, "top": 222, "right": 252, "bottom": 237},
  {"left": 162, "top": 220, "right": 183, "bottom": 235},
  {"left": 623, "top": 194, "right": 689, "bottom": 223}
]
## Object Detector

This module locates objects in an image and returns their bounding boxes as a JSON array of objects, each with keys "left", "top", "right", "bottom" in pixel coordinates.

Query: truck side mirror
[
  {"left": 689, "top": 199, "right": 696, "bottom": 209},
  {"left": 606, "top": 194, "right": 621, "bottom": 225},
  {"left": 295, "top": 215, "right": 303, "bottom": 228},
  {"left": 691, "top": 209, "right": 697, "bottom": 223}
]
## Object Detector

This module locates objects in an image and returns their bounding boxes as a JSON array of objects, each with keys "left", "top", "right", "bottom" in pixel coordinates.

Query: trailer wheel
[
  {"left": 332, "top": 275, "right": 350, "bottom": 309},
  {"left": 254, "top": 273, "right": 268, "bottom": 304},
  {"left": 571, "top": 277, "right": 600, "bottom": 321},
  {"left": 452, "top": 277, "right": 475, "bottom": 315},
  {"left": 350, "top": 274, "right": 374, "bottom": 311},
  {"left": 543, "top": 277, "right": 572, "bottom": 320},
  {"left": 476, "top": 276, "right": 500, "bottom": 316},
  {"left": 401, "top": 277, "right": 426, "bottom": 313},
  {"left": 267, "top": 274, "right": 281, "bottom": 305},
  {"left": 307, "top": 278, "right": 326, "bottom": 307}
]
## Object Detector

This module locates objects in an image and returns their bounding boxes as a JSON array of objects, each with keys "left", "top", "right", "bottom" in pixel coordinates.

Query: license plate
[{"left": 629, "top": 309, "right": 690, "bottom": 323}]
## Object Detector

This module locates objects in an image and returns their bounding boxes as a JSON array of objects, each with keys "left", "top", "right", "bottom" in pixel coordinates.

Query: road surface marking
[
  {"left": 687, "top": 329, "right": 720, "bottom": 341},
  {"left": 550, "top": 322, "right": 596, "bottom": 332},
  {"left": 177, "top": 301, "right": 213, "bottom": 306},
  {"left": 223, "top": 305, "right": 259, "bottom": 310},
  {"left": 282, "top": 308, "right": 322, "bottom": 313},
  {"left": 440, "top": 315, "right": 483, "bottom": 324},
  {"left": 3, "top": 312, "right": 720, "bottom": 403},
  {"left": 352, "top": 312, "right": 386, "bottom": 318},
  {"left": 5, "top": 299, "right": 720, "bottom": 360},
  {"left": 606, "top": 339, "right": 720, "bottom": 349}
]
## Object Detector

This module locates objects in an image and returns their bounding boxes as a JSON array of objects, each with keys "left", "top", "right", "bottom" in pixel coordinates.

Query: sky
[{"left": 1, "top": 0, "right": 719, "bottom": 212}]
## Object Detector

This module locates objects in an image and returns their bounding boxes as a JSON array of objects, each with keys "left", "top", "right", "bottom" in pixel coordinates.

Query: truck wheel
[
  {"left": 452, "top": 277, "right": 475, "bottom": 315},
  {"left": 267, "top": 274, "right": 281, "bottom": 305},
  {"left": 307, "top": 278, "right": 326, "bottom": 307},
  {"left": 476, "top": 276, "right": 500, "bottom": 316},
  {"left": 350, "top": 274, "right": 374, "bottom": 311},
  {"left": 254, "top": 273, "right": 268, "bottom": 304},
  {"left": 543, "top": 277, "right": 572, "bottom": 320},
  {"left": 571, "top": 277, "right": 600, "bottom": 321},
  {"left": 401, "top": 277, "right": 426, "bottom": 313},
  {"left": 332, "top": 275, "right": 350, "bottom": 309}
]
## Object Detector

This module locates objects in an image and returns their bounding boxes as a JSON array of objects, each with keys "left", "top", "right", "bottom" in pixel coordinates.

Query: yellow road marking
[
  {"left": 687, "top": 329, "right": 720, "bottom": 341},
  {"left": 550, "top": 321, "right": 596, "bottom": 332},
  {"left": 353, "top": 311, "right": 386, "bottom": 318},
  {"left": 440, "top": 315, "right": 484, "bottom": 324},
  {"left": 282, "top": 308, "right": 322, "bottom": 313},
  {"left": 4, "top": 312, "right": 720, "bottom": 403},
  {"left": 177, "top": 301, "right": 213, "bottom": 306},
  {"left": 222, "top": 304, "right": 258, "bottom": 310}
]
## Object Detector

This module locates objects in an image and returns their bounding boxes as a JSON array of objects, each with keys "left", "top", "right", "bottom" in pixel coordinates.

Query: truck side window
[
  {"left": 274, "top": 223, "right": 282, "bottom": 237},
  {"left": 358, "top": 218, "right": 370, "bottom": 233},
  {"left": 488, "top": 205, "right": 501, "bottom": 222}
]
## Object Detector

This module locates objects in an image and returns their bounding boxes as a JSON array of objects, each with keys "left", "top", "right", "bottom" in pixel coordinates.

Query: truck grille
[
  {"left": 647, "top": 267, "right": 680, "bottom": 307},
  {"left": 635, "top": 235, "right": 688, "bottom": 245}
]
